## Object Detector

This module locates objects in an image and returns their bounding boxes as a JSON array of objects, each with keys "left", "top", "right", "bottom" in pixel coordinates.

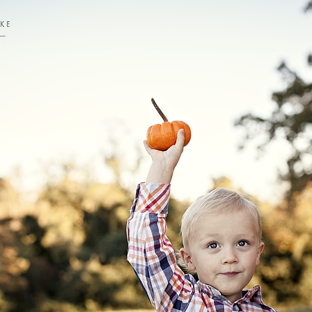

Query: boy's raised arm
[
  {"left": 127, "top": 129, "right": 188, "bottom": 310},
  {"left": 144, "top": 129, "right": 185, "bottom": 184}
]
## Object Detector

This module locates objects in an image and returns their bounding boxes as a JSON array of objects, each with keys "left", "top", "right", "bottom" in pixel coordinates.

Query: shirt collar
[{"left": 197, "top": 281, "right": 263, "bottom": 305}]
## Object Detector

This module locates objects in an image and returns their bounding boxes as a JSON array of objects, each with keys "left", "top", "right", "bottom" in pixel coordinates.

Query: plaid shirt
[{"left": 127, "top": 183, "right": 277, "bottom": 312}]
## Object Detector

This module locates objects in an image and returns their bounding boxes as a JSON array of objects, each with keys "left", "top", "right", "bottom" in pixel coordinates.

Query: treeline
[{"left": 1, "top": 171, "right": 312, "bottom": 311}]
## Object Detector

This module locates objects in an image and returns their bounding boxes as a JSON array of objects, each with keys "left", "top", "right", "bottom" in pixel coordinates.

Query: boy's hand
[{"left": 145, "top": 129, "right": 185, "bottom": 184}]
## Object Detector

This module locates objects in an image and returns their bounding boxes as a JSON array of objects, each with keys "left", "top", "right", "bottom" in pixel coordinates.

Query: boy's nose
[{"left": 222, "top": 247, "right": 238, "bottom": 264}]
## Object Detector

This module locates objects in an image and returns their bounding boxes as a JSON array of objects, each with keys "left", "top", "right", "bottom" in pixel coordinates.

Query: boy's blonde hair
[{"left": 180, "top": 188, "right": 262, "bottom": 250}]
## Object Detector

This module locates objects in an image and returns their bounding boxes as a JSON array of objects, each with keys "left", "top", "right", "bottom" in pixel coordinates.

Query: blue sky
[{"left": 1, "top": 0, "right": 311, "bottom": 203}]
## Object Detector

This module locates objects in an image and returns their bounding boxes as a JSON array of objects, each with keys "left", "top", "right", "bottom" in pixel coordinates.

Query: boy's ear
[
  {"left": 180, "top": 248, "right": 196, "bottom": 271},
  {"left": 256, "top": 242, "right": 265, "bottom": 266}
]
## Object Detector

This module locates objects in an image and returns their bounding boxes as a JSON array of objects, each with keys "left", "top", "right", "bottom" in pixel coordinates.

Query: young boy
[{"left": 127, "top": 130, "right": 276, "bottom": 311}]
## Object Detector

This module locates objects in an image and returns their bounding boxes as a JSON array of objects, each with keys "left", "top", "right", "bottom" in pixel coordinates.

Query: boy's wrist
[{"left": 145, "top": 161, "right": 175, "bottom": 184}]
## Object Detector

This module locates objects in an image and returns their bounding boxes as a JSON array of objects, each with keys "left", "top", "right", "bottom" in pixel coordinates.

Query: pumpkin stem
[{"left": 151, "top": 98, "right": 168, "bottom": 122}]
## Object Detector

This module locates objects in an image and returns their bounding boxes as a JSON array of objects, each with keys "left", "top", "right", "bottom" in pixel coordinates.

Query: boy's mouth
[{"left": 221, "top": 272, "right": 239, "bottom": 277}]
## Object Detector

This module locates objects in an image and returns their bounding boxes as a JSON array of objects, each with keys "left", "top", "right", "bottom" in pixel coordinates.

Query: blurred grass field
[
  {"left": 280, "top": 309, "right": 312, "bottom": 312},
  {"left": 104, "top": 309, "right": 312, "bottom": 312}
]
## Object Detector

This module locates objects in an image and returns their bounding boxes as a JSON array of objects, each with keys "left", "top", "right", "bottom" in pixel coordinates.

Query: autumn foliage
[{"left": 1, "top": 167, "right": 312, "bottom": 311}]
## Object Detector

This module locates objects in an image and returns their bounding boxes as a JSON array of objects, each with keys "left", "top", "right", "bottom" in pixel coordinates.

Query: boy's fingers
[
  {"left": 143, "top": 140, "right": 151, "bottom": 153},
  {"left": 144, "top": 130, "right": 184, "bottom": 154},
  {"left": 176, "top": 129, "right": 185, "bottom": 147}
]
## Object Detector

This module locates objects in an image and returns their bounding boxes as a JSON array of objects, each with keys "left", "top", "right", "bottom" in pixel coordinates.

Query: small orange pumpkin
[{"left": 146, "top": 98, "right": 191, "bottom": 151}]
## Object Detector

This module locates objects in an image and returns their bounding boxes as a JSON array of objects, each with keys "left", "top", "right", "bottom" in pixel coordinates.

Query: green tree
[
  {"left": 236, "top": 0, "right": 312, "bottom": 204},
  {"left": 235, "top": 57, "right": 312, "bottom": 210},
  {"left": 304, "top": 0, "right": 312, "bottom": 12},
  {"left": 235, "top": 3, "right": 312, "bottom": 211}
]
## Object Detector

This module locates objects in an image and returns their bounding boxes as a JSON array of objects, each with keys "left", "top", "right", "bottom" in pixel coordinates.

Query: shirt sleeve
[{"left": 126, "top": 182, "right": 187, "bottom": 310}]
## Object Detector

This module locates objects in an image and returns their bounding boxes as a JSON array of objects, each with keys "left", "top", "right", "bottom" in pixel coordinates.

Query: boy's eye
[
  {"left": 208, "top": 242, "right": 219, "bottom": 249},
  {"left": 237, "top": 240, "right": 248, "bottom": 247}
]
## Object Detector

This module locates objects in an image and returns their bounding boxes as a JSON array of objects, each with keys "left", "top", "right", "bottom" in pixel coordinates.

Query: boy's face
[{"left": 180, "top": 209, "right": 264, "bottom": 303}]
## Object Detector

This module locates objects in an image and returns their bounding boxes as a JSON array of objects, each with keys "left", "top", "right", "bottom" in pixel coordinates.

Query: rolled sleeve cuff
[{"left": 130, "top": 182, "right": 171, "bottom": 214}]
